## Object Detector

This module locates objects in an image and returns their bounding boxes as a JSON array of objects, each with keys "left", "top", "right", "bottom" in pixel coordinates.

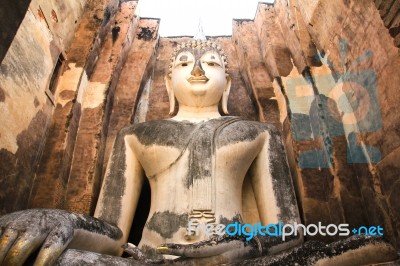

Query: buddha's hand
[
  {"left": 156, "top": 234, "right": 262, "bottom": 264},
  {"left": 0, "top": 209, "right": 122, "bottom": 266}
]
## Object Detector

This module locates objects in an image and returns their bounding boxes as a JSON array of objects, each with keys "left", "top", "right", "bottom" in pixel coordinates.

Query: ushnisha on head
[{"left": 165, "top": 40, "right": 231, "bottom": 116}]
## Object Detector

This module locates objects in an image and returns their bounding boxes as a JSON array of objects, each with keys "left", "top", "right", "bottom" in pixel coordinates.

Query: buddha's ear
[
  {"left": 165, "top": 74, "right": 176, "bottom": 115},
  {"left": 222, "top": 74, "right": 231, "bottom": 115}
]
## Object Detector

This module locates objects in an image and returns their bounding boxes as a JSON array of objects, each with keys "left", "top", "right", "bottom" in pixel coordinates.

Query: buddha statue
[
  {"left": 0, "top": 40, "right": 397, "bottom": 266},
  {"left": 91, "top": 40, "right": 303, "bottom": 263}
]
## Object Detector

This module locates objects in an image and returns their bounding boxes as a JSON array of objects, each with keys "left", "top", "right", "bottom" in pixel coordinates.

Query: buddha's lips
[{"left": 187, "top": 76, "right": 209, "bottom": 83}]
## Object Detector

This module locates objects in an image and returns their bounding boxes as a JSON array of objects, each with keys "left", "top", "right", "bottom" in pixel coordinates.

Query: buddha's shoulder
[
  {"left": 116, "top": 119, "right": 197, "bottom": 147},
  {"left": 118, "top": 119, "right": 194, "bottom": 134},
  {"left": 221, "top": 116, "right": 279, "bottom": 134},
  {"left": 216, "top": 117, "right": 281, "bottom": 146}
]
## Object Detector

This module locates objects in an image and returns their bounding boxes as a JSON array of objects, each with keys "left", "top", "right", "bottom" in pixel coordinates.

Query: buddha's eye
[
  {"left": 205, "top": 61, "right": 220, "bottom": 67},
  {"left": 178, "top": 55, "right": 190, "bottom": 67}
]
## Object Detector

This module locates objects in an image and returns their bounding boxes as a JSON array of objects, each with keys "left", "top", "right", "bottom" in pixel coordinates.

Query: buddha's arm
[
  {"left": 94, "top": 128, "right": 145, "bottom": 254},
  {"left": 249, "top": 127, "right": 303, "bottom": 254}
]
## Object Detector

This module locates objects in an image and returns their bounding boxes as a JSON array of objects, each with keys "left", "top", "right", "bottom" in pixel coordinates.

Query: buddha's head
[{"left": 165, "top": 40, "right": 231, "bottom": 115}]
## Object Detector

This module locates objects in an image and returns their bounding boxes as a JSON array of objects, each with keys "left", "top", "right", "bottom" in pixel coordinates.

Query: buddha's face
[{"left": 167, "top": 48, "right": 230, "bottom": 109}]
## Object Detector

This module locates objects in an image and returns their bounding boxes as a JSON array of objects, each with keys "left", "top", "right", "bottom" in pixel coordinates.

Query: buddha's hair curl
[{"left": 168, "top": 40, "right": 229, "bottom": 75}]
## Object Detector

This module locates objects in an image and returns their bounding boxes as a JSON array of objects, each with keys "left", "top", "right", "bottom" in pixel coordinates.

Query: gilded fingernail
[{"left": 156, "top": 246, "right": 169, "bottom": 253}]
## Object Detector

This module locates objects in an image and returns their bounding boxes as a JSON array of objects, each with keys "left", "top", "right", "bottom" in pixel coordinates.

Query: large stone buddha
[
  {"left": 0, "top": 40, "right": 397, "bottom": 266},
  {"left": 93, "top": 40, "right": 303, "bottom": 262}
]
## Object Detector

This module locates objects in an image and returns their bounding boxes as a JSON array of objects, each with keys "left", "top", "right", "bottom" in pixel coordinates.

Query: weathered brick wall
[
  {"left": 374, "top": 0, "right": 400, "bottom": 47},
  {"left": 231, "top": 0, "right": 400, "bottom": 247},
  {"left": 102, "top": 19, "right": 160, "bottom": 179},
  {"left": 0, "top": 0, "right": 88, "bottom": 214},
  {"left": 0, "top": 1, "right": 31, "bottom": 63},
  {"left": 227, "top": 0, "right": 400, "bottom": 249},
  {"left": 28, "top": 0, "right": 125, "bottom": 211},
  {"left": 296, "top": 0, "right": 400, "bottom": 247}
]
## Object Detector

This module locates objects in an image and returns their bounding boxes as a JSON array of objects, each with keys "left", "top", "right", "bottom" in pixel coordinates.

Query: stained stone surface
[
  {"left": 230, "top": 235, "right": 398, "bottom": 266},
  {"left": 55, "top": 235, "right": 398, "bottom": 265}
]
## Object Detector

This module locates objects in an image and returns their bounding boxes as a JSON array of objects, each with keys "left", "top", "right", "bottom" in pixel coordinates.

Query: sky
[{"left": 138, "top": 0, "right": 274, "bottom": 37}]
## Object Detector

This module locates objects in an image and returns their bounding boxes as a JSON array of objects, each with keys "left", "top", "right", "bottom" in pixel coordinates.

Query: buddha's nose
[{"left": 191, "top": 60, "right": 205, "bottom": 76}]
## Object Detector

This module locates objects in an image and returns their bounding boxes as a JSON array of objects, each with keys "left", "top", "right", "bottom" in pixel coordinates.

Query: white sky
[{"left": 138, "top": 0, "right": 274, "bottom": 37}]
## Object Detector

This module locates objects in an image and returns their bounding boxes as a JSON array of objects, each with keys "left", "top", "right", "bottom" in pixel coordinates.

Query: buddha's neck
[{"left": 172, "top": 105, "right": 221, "bottom": 123}]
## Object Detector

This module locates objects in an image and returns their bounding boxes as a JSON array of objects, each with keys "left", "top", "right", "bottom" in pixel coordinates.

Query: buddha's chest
[{"left": 127, "top": 118, "right": 266, "bottom": 179}]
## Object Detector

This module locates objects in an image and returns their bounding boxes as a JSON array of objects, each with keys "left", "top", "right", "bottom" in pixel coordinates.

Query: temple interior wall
[
  {"left": 0, "top": 0, "right": 399, "bottom": 248},
  {"left": 0, "top": 0, "right": 88, "bottom": 214}
]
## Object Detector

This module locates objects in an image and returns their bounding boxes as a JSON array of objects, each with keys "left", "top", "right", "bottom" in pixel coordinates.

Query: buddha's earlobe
[
  {"left": 222, "top": 74, "right": 231, "bottom": 115},
  {"left": 165, "top": 75, "right": 176, "bottom": 115}
]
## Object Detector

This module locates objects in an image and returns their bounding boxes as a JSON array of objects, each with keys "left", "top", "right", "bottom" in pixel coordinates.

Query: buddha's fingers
[
  {"left": 34, "top": 225, "right": 74, "bottom": 266},
  {"left": 3, "top": 231, "right": 47, "bottom": 266},
  {"left": 123, "top": 243, "right": 165, "bottom": 264},
  {"left": 0, "top": 228, "right": 19, "bottom": 264},
  {"left": 123, "top": 243, "right": 146, "bottom": 261}
]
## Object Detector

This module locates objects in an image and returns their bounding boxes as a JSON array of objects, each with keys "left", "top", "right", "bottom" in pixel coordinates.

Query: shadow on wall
[{"left": 0, "top": 1, "right": 32, "bottom": 63}]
